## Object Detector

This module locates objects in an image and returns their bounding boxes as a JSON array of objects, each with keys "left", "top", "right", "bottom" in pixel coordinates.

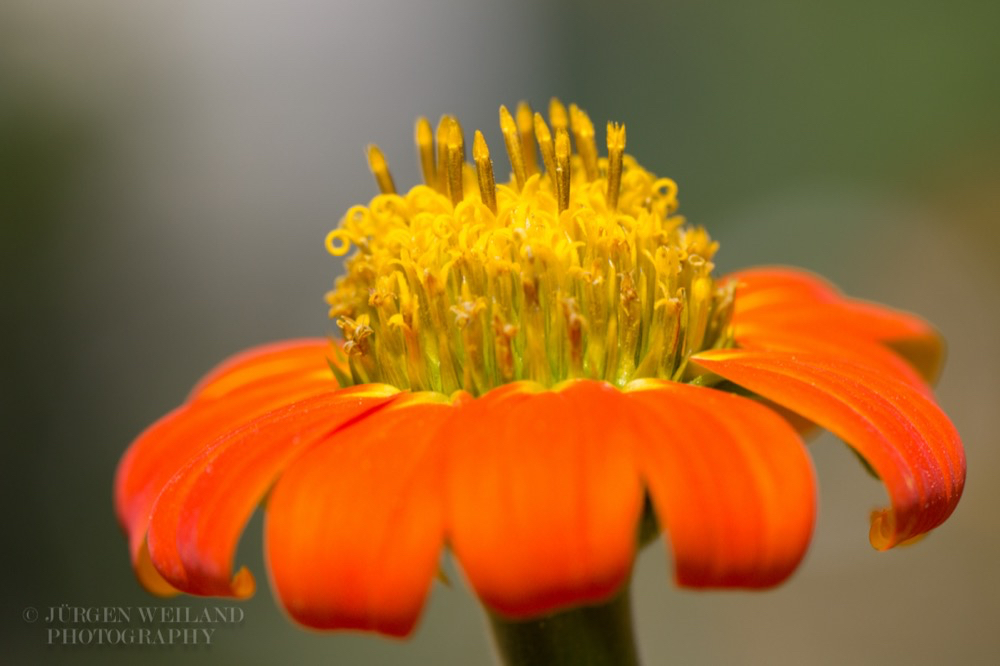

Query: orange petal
[
  {"left": 838, "top": 301, "right": 944, "bottom": 383},
  {"left": 725, "top": 266, "right": 840, "bottom": 316},
  {"left": 189, "top": 338, "right": 334, "bottom": 401},
  {"left": 737, "top": 302, "right": 943, "bottom": 381},
  {"left": 734, "top": 322, "right": 932, "bottom": 396},
  {"left": 265, "top": 394, "right": 457, "bottom": 636},
  {"left": 116, "top": 373, "right": 334, "bottom": 550},
  {"left": 726, "top": 266, "right": 943, "bottom": 382},
  {"left": 145, "top": 386, "right": 400, "bottom": 598},
  {"left": 133, "top": 540, "right": 182, "bottom": 597},
  {"left": 444, "top": 380, "right": 644, "bottom": 618},
  {"left": 115, "top": 339, "right": 337, "bottom": 594},
  {"left": 624, "top": 380, "right": 816, "bottom": 587},
  {"left": 692, "top": 349, "right": 965, "bottom": 549}
]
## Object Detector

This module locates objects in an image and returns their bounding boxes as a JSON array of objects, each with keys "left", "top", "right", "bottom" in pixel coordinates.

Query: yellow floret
[{"left": 325, "top": 100, "right": 735, "bottom": 395}]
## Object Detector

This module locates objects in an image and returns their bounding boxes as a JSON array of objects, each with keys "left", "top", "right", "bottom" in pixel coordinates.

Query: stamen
[
  {"left": 451, "top": 117, "right": 466, "bottom": 157},
  {"left": 615, "top": 273, "right": 642, "bottom": 383},
  {"left": 473, "top": 130, "right": 497, "bottom": 213},
  {"left": 499, "top": 105, "right": 527, "bottom": 191},
  {"left": 606, "top": 121, "right": 626, "bottom": 211},
  {"left": 447, "top": 121, "right": 465, "bottom": 207},
  {"left": 516, "top": 102, "right": 538, "bottom": 177},
  {"left": 569, "top": 104, "right": 581, "bottom": 143},
  {"left": 555, "top": 129, "right": 571, "bottom": 213},
  {"left": 570, "top": 106, "right": 599, "bottom": 181},
  {"left": 682, "top": 260, "right": 712, "bottom": 360},
  {"left": 533, "top": 112, "right": 557, "bottom": 187},
  {"left": 327, "top": 105, "right": 734, "bottom": 396},
  {"left": 492, "top": 315, "right": 517, "bottom": 383},
  {"left": 366, "top": 144, "right": 396, "bottom": 195},
  {"left": 435, "top": 116, "right": 453, "bottom": 195},
  {"left": 549, "top": 98, "right": 569, "bottom": 135},
  {"left": 415, "top": 117, "right": 436, "bottom": 187}
]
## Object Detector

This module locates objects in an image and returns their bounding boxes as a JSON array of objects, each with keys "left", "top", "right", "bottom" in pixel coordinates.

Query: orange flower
[{"left": 115, "top": 102, "right": 965, "bottom": 639}]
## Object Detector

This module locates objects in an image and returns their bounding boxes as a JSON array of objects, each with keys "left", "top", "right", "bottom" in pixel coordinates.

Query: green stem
[{"left": 486, "top": 585, "right": 640, "bottom": 666}]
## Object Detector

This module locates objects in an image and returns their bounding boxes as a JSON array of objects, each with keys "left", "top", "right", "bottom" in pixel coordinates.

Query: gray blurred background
[{"left": 2, "top": 1, "right": 998, "bottom": 664}]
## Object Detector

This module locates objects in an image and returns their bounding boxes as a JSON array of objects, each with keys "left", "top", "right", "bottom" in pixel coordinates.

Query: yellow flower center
[{"left": 324, "top": 100, "right": 735, "bottom": 396}]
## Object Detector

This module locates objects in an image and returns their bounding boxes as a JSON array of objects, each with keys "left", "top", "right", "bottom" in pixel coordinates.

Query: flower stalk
[{"left": 487, "top": 585, "right": 640, "bottom": 666}]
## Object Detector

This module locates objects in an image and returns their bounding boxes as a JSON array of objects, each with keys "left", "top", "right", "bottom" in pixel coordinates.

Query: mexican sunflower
[{"left": 115, "top": 100, "right": 965, "bottom": 662}]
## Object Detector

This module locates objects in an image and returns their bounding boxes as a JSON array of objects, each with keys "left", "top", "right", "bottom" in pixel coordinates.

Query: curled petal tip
[
  {"left": 229, "top": 567, "right": 255, "bottom": 599},
  {"left": 869, "top": 508, "right": 896, "bottom": 551},
  {"left": 869, "top": 509, "right": 931, "bottom": 550},
  {"left": 694, "top": 349, "right": 965, "bottom": 550},
  {"left": 135, "top": 542, "right": 181, "bottom": 598}
]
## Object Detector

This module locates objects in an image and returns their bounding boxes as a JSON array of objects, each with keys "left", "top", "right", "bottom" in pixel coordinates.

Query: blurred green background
[{"left": 3, "top": 0, "right": 998, "bottom": 664}]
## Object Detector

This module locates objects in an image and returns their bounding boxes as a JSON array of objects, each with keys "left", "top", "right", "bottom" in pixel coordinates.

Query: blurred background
[{"left": 2, "top": 0, "right": 998, "bottom": 664}]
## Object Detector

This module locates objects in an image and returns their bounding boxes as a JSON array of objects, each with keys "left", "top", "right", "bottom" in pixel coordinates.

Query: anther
[
  {"left": 533, "top": 113, "right": 557, "bottom": 188},
  {"left": 415, "top": 117, "right": 436, "bottom": 188},
  {"left": 516, "top": 102, "right": 538, "bottom": 177},
  {"left": 451, "top": 117, "right": 466, "bottom": 157},
  {"left": 435, "top": 116, "right": 454, "bottom": 195},
  {"left": 366, "top": 144, "right": 396, "bottom": 195},
  {"left": 570, "top": 106, "right": 598, "bottom": 181},
  {"left": 555, "top": 129, "right": 571, "bottom": 213},
  {"left": 549, "top": 98, "right": 569, "bottom": 135},
  {"left": 447, "top": 121, "right": 465, "bottom": 206},
  {"left": 473, "top": 130, "right": 497, "bottom": 213},
  {"left": 606, "top": 121, "right": 626, "bottom": 211},
  {"left": 499, "top": 105, "right": 527, "bottom": 191}
]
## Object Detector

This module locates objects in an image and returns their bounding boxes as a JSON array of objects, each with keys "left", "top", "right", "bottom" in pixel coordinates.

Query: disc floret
[{"left": 325, "top": 101, "right": 735, "bottom": 395}]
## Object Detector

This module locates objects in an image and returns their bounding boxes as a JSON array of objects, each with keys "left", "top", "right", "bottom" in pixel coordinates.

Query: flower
[{"left": 115, "top": 101, "right": 965, "bottom": 638}]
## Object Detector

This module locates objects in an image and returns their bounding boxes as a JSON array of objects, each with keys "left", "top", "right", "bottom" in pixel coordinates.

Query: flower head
[
  {"left": 115, "top": 101, "right": 965, "bottom": 638},
  {"left": 325, "top": 102, "right": 731, "bottom": 396}
]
